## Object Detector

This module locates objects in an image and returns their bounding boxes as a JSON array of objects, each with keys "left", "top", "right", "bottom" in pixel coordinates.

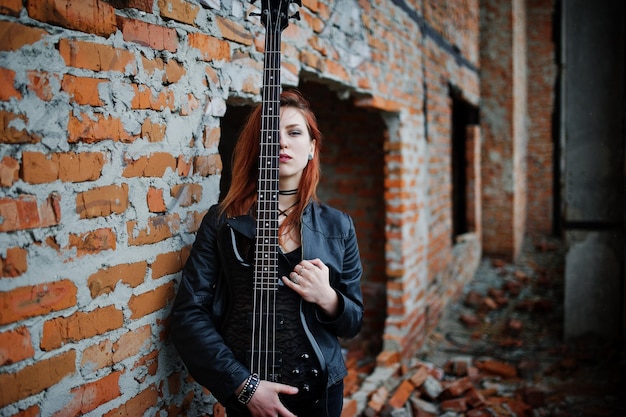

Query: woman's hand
[
  {"left": 246, "top": 380, "right": 298, "bottom": 417},
  {"left": 283, "top": 258, "right": 339, "bottom": 318}
]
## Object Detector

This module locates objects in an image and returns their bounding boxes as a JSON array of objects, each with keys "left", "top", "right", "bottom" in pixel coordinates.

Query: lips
[{"left": 279, "top": 153, "right": 291, "bottom": 162}]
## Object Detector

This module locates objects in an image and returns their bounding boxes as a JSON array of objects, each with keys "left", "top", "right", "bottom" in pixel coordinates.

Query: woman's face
[{"left": 278, "top": 106, "right": 315, "bottom": 187}]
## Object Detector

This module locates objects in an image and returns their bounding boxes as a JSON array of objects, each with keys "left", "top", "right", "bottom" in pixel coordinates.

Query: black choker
[{"left": 278, "top": 189, "right": 298, "bottom": 195}]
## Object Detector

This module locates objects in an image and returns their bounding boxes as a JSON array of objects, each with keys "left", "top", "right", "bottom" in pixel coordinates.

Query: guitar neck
[{"left": 255, "top": 26, "right": 282, "bottom": 289}]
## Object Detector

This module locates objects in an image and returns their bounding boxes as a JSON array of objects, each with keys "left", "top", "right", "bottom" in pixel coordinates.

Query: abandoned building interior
[{"left": 0, "top": 0, "right": 624, "bottom": 416}]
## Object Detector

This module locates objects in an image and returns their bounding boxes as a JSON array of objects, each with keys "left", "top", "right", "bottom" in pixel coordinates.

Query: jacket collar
[{"left": 224, "top": 200, "right": 318, "bottom": 239}]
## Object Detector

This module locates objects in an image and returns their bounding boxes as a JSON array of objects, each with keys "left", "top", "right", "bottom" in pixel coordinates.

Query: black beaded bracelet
[{"left": 237, "top": 373, "right": 260, "bottom": 405}]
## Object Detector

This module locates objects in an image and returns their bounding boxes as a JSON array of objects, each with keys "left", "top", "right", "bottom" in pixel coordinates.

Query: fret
[{"left": 255, "top": 21, "right": 281, "bottom": 293}]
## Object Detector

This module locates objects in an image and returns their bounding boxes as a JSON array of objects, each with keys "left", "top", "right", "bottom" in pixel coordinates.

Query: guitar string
[
  {"left": 269, "top": 1, "right": 281, "bottom": 383},
  {"left": 254, "top": 1, "right": 282, "bottom": 382},
  {"left": 251, "top": 1, "right": 294, "bottom": 384}
]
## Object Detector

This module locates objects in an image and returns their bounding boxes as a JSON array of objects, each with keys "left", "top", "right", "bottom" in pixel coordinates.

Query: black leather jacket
[{"left": 170, "top": 201, "right": 364, "bottom": 404}]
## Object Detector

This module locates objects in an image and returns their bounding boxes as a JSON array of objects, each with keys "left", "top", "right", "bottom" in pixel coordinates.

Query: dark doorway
[{"left": 450, "top": 87, "right": 479, "bottom": 241}]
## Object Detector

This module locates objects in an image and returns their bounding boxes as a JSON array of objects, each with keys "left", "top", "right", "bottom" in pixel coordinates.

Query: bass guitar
[{"left": 217, "top": 0, "right": 328, "bottom": 411}]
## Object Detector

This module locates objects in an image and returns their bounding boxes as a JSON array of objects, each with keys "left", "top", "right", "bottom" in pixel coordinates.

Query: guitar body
[{"left": 217, "top": 223, "right": 327, "bottom": 410}]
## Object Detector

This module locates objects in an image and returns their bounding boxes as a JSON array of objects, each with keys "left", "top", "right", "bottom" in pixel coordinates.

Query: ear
[{"left": 309, "top": 139, "right": 316, "bottom": 159}]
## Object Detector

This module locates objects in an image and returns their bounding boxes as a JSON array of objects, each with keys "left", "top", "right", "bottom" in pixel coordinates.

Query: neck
[{"left": 279, "top": 193, "right": 298, "bottom": 206}]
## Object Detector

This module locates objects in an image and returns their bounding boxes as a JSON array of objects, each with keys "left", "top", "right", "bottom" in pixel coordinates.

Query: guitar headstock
[{"left": 252, "top": 0, "right": 301, "bottom": 33}]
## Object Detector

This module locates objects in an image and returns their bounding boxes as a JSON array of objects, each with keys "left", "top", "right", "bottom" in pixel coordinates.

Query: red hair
[{"left": 220, "top": 89, "right": 322, "bottom": 237}]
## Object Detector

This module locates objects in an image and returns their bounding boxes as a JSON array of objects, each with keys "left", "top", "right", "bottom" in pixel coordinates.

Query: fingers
[
  {"left": 273, "top": 381, "right": 299, "bottom": 395},
  {"left": 247, "top": 381, "right": 298, "bottom": 417}
]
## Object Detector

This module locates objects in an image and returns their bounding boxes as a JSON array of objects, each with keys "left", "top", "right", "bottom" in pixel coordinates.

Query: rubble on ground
[{"left": 357, "top": 236, "right": 625, "bottom": 417}]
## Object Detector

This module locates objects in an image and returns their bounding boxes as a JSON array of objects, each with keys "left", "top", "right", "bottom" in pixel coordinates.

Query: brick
[
  {"left": 0, "top": 350, "right": 76, "bottom": 408},
  {"left": 117, "top": 16, "right": 178, "bottom": 51},
  {"left": 465, "top": 386, "right": 486, "bottom": 408},
  {"left": 177, "top": 155, "right": 192, "bottom": 176},
  {"left": 1, "top": 246, "right": 28, "bottom": 277},
  {"left": 27, "top": 71, "right": 61, "bottom": 101},
  {"left": 112, "top": 324, "right": 151, "bottom": 362},
  {"left": 151, "top": 250, "right": 184, "bottom": 279},
  {"left": 123, "top": 152, "right": 176, "bottom": 177},
  {"left": 41, "top": 305, "right": 124, "bottom": 351},
  {"left": 0, "top": 326, "right": 35, "bottom": 365},
  {"left": 409, "top": 365, "right": 430, "bottom": 387},
  {"left": 202, "top": 127, "right": 220, "bottom": 150},
  {"left": 0, "top": 156, "right": 19, "bottom": 186},
  {"left": 87, "top": 261, "right": 147, "bottom": 298},
  {"left": 76, "top": 183, "right": 129, "bottom": 219},
  {"left": 440, "top": 377, "right": 473, "bottom": 399},
  {"left": 128, "top": 281, "right": 175, "bottom": 319},
  {"left": 388, "top": 379, "right": 415, "bottom": 409},
  {"left": 81, "top": 324, "right": 151, "bottom": 371},
  {"left": 21, "top": 151, "right": 58, "bottom": 183},
  {"left": 0, "top": 67, "right": 20, "bottom": 101},
  {"left": 26, "top": 0, "right": 116, "bottom": 37},
  {"left": 61, "top": 74, "right": 106, "bottom": 106},
  {"left": 157, "top": 0, "right": 199, "bottom": 26},
  {"left": 475, "top": 360, "right": 517, "bottom": 378},
  {"left": 127, "top": 213, "right": 180, "bottom": 246},
  {"left": 52, "top": 371, "right": 121, "bottom": 417},
  {"left": 141, "top": 118, "right": 166, "bottom": 142},
  {"left": 193, "top": 154, "right": 222, "bottom": 176},
  {"left": 188, "top": 32, "right": 231, "bottom": 62},
  {"left": 0, "top": 21, "right": 48, "bottom": 51},
  {"left": 170, "top": 183, "right": 202, "bottom": 208},
  {"left": 67, "top": 228, "right": 117, "bottom": 256},
  {"left": 68, "top": 112, "right": 133, "bottom": 143},
  {"left": 59, "top": 39, "right": 135, "bottom": 73},
  {"left": 58, "top": 152, "right": 106, "bottom": 182},
  {"left": 131, "top": 84, "right": 175, "bottom": 111},
  {"left": 0, "top": 110, "right": 40, "bottom": 144},
  {"left": 215, "top": 15, "right": 254, "bottom": 45},
  {"left": 0, "top": 193, "right": 61, "bottom": 232},
  {"left": 147, "top": 187, "right": 166, "bottom": 213},
  {"left": 0, "top": 0, "right": 22, "bottom": 15},
  {"left": 22, "top": 151, "right": 105, "bottom": 183},
  {"left": 164, "top": 58, "right": 186, "bottom": 83},
  {"left": 102, "top": 385, "right": 158, "bottom": 417}
]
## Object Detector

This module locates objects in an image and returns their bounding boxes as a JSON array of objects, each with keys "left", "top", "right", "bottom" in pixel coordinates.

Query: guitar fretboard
[{"left": 254, "top": 25, "right": 283, "bottom": 291}]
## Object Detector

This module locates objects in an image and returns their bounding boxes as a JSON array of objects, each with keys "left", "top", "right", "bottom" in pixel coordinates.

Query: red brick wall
[
  {"left": 480, "top": 0, "right": 529, "bottom": 260},
  {"left": 0, "top": 0, "right": 512, "bottom": 415},
  {"left": 422, "top": 0, "right": 482, "bottom": 337},
  {"left": 526, "top": 0, "right": 557, "bottom": 235}
]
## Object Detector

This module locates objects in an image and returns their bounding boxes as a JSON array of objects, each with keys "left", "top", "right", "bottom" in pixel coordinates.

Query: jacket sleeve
[
  {"left": 315, "top": 214, "right": 364, "bottom": 339},
  {"left": 169, "top": 205, "right": 249, "bottom": 403}
]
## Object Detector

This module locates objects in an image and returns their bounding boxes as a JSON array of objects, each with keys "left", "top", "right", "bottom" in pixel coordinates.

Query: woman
[{"left": 170, "top": 89, "right": 364, "bottom": 417}]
